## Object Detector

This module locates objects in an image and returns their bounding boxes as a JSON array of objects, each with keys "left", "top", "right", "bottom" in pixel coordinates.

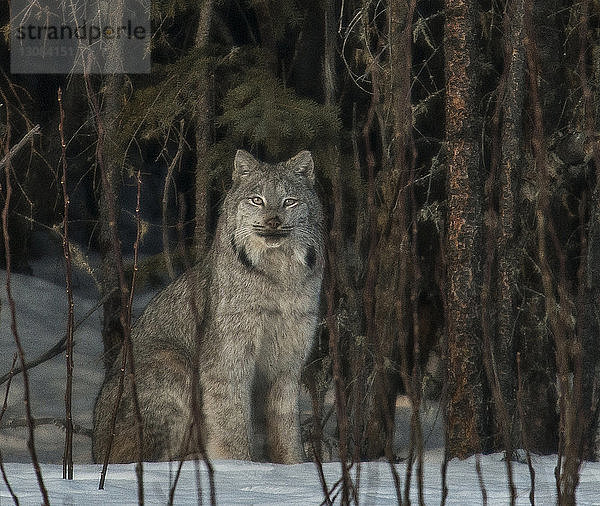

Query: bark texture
[
  {"left": 194, "top": 0, "right": 215, "bottom": 257},
  {"left": 444, "top": 0, "right": 488, "bottom": 457},
  {"left": 496, "top": 0, "right": 525, "bottom": 447},
  {"left": 99, "top": 74, "right": 126, "bottom": 371}
]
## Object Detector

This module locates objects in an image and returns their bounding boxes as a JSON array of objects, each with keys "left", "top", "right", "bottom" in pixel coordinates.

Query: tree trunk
[
  {"left": 576, "top": 0, "right": 600, "bottom": 460},
  {"left": 194, "top": 0, "right": 215, "bottom": 257},
  {"left": 532, "top": 0, "right": 566, "bottom": 132},
  {"left": 91, "top": 0, "right": 128, "bottom": 371},
  {"left": 363, "top": 0, "right": 417, "bottom": 460},
  {"left": 517, "top": 0, "right": 561, "bottom": 456},
  {"left": 98, "top": 74, "right": 126, "bottom": 371},
  {"left": 580, "top": 187, "right": 600, "bottom": 459},
  {"left": 496, "top": 0, "right": 526, "bottom": 448},
  {"left": 444, "top": 0, "right": 489, "bottom": 458}
]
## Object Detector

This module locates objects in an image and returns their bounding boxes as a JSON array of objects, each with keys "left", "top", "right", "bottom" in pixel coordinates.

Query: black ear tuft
[
  {"left": 286, "top": 150, "right": 314, "bottom": 184},
  {"left": 233, "top": 150, "right": 259, "bottom": 183}
]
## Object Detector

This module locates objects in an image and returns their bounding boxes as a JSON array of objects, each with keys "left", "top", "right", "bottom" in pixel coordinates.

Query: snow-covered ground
[
  {"left": 3, "top": 450, "right": 600, "bottom": 504},
  {"left": 2, "top": 260, "right": 600, "bottom": 504}
]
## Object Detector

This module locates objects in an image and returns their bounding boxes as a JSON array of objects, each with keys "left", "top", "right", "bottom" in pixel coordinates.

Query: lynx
[{"left": 92, "top": 150, "right": 324, "bottom": 464}]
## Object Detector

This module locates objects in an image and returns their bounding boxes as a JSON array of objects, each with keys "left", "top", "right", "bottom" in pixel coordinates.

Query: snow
[
  {"left": 3, "top": 452, "right": 600, "bottom": 504},
  {"left": 2, "top": 262, "right": 600, "bottom": 504}
]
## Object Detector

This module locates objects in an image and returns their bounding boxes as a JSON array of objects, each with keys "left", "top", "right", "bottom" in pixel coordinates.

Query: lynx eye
[
  {"left": 249, "top": 196, "right": 264, "bottom": 206},
  {"left": 283, "top": 198, "right": 298, "bottom": 208}
]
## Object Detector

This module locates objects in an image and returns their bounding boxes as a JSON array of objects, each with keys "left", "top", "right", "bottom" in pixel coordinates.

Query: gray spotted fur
[{"left": 92, "top": 150, "right": 324, "bottom": 464}]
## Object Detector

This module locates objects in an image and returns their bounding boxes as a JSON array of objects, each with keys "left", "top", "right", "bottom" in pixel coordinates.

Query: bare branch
[
  {"left": 1, "top": 96, "right": 49, "bottom": 505},
  {"left": 162, "top": 119, "right": 185, "bottom": 280},
  {"left": 0, "top": 357, "right": 18, "bottom": 503},
  {"left": 0, "top": 288, "right": 117, "bottom": 386},
  {"left": 1, "top": 417, "right": 93, "bottom": 438},
  {"left": 58, "top": 86, "right": 75, "bottom": 481},
  {"left": 475, "top": 454, "right": 488, "bottom": 506},
  {"left": 0, "top": 354, "right": 17, "bottom": 424},
  {"left": 0, "top": 124, "right": 40, "bottom": 172},
  {"left": 84, "top": 72, "right": 145, "bottom": 502},
  {"left": 0, "top": 449, "right": 19, "bottom": 505}
]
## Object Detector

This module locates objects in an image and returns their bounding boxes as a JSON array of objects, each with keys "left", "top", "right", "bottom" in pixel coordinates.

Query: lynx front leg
[
  {"left": 202, "top": 365, "right": 253, "bottom": 460},
  {"left": 265, "top": 372, "right": 304, "bottom": 464}
]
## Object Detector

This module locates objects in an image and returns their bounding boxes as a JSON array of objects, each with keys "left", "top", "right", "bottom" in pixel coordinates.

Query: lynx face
[{"left": 225, "top": 150, "right": 323, "bottom": 269}]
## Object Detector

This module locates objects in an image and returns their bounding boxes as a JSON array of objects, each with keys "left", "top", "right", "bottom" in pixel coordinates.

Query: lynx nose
[{"left": 266, "top": 216, "right": 282, "bottom": 229}]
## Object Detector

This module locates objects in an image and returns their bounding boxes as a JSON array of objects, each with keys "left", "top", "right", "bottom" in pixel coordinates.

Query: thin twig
[
  {"left": 0, "top": 288, "right": 117, "bottom": 386},
  {"left": 475, "top": 454, "right": 488, "bottom": 506},
  {"left": 128, "top": 167, "right": 146, "bottom": 500},
  {"left": 440, "top": 449, "right": 449, "bottom": 506},
  {"left": 85, "top": 73, "right": 145, "bottom": 504},
  {"left": 517, "top": 353, "right": 535, "bottom": 505},
  {"left": 577, "top": 0, "right": 600, "bottom": 462},
  {"left": 171, "top": 190, "right": 216, "bottom": 506},
  {"left": 0, "top": 448, "right": 19, "bottom": 505},
  {"left": 437, "top": 199, "right": 450, "bottom": 506},
  {"left": 1, "top": 416, "right": 93, "bottom": 437},
  {"left": 309, "top": 375, "right": 332, "bottom": 506},
  {"left": 0, "top": 356, "right": 18, "bottom": 504},
  {"left": 169, "top": 198, "right": 190, "bottom": 506},
  {"left": 524, "top": 3, "right": 582, "bottom": 503},
  {"left": 1, "top": 98, "right": 49, "bottom": 505},
  {"left": 481, "top": 214, "right": 516, "bottom": 505},
  {"left": 325, "top": 167, "right": 355, "bottom": 506},
  {"left": 162, "top": 119, "right": 185, "bottom": 280},
  {"left": 312, "top": 444, "right": 332, "bottom": 506},
  {"left": 0, "top": 355, "right": 17, "bottom": 424},
  {"left": 0, "top": 124, "right": 40, "bottom": 171},
  {"left": 58, "top": 86, "right": 75, "bottom": 481},
  {"left": 168, "top": 458, "right": 186, "bottom": 505},
  {"left": 396, "top": 2, "right": 423, "bottom": 504},
  {"left": 188, "top": 252, "right": 216, "bottom": 506},
  {"left": 169, "top": 422, "right": 194, "bottom": 505}
]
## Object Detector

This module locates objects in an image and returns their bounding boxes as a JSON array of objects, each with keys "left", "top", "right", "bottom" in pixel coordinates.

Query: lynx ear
[
  {"left": 233, "top": 150, "right": 259, "bottom": 182},
  {"left": 287, "top": 150, "right": 314, "bottom": 184}
]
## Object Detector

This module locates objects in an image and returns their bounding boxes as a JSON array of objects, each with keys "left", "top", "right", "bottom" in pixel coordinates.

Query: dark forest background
[{"left": 2, "top": 0, "right": 600, "bottom": 504}]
